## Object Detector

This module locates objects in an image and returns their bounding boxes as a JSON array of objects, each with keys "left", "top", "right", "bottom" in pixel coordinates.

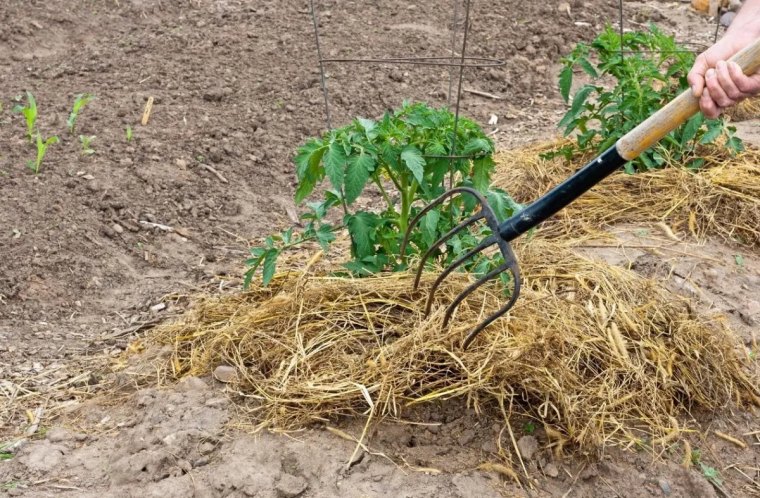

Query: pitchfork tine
[
  {"left": 400, "top": 186, "right": 493, "bottom": 262},
  {"left": 442, "top": 262, "right": 511, "bottom": 327},
  {"left": 423, "top": 234, "right": 498, "bottom": 315},
  {"left": 411, "top": 213, "right": 485, "bottom": 290},
  {"left": 461, "top": 269, "right": 521, "bottom": 349}
]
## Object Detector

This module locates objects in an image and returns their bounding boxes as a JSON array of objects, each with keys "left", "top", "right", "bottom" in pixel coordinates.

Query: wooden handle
[{"left": 616, "top": 37, "right": 760, "bottom": 161}]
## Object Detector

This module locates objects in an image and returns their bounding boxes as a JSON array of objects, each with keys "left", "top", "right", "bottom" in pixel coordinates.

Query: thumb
[{"left": 688, "top": 54, "right": 709, "bottom": 98}]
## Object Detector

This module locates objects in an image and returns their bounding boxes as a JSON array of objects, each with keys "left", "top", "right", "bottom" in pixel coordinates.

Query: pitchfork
[{"left": 402, "top": 39, "right": 760, "bottom": 349}]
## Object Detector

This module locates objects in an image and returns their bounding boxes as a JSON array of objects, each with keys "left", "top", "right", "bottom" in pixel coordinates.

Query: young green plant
[
  {"left": 79, "top": 135, "right": 96, "bottom": 155},
  {"left": 12, "top": 91, "right": 37, "bottom": 143},
  {"left": 67, "top": 93, "right": 94, "bottom": 134},
  {"left": 245, "top": 102, "right": 521, "bottom": 286},
  {"left": 550, "top": 25, "right": 742, "bottom": 172},
  {"left": 28, "top": 132, "right": 59, "bottom": 174},
  {"left": 126, "top": 125, "right": 133, "bottom": 142}
]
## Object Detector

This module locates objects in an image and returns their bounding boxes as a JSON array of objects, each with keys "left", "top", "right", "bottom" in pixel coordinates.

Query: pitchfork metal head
[{"left": 400, "top": 187, "right": 521, "bottom": 349}]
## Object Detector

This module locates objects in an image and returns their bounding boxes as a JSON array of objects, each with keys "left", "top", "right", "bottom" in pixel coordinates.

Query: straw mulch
[
  {"left": 494, "top": 142, "right": 760, "bottom": 246},
  {"left": 727, "top": 96, "right": 760, "bottom": 122},
  {"left": 150, "top": 239, "right": 759, "bottom": 451}
]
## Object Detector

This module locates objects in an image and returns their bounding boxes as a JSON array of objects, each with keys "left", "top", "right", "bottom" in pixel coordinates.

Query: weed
[
  {"left": 67, "top": 93, "right": 94, "bottom": 133},
  {"left": 0, "top": 441, "right": 14, "bottom": 461},
  {"left": 126, "top": 125, "right": 133, "bottom": 142},
  {"left": 700, "top": 462, "right": 723, "bottom": 486},
  {"left": 734, "top": 254, "right": 745, "bottom": 267},
  {"left": 549, "top": 25, "right": 741, "bottom": 172},
  {"left": 523, "top": 421, "right": 536, "bottom": 434},
  {"left": 79, "top": 135, "right": 96, "bottom": 155},
  {"left": 245, "top": 102, "right": 520, "bottom": 286},
  {"left": 28, "top": 132, "right": 59, "bottom": 174},
  {"left": 12, "top": 91, "right": 37, "bottom": 142},
  {"left": 691, "top": 448, "right": 702, "bottom": 465}
]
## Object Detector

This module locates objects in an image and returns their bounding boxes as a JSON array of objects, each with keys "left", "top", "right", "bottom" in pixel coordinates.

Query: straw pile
[
  {"left": 727, "top": 96, "right": 760, "bottom": 122},
  {"left": 494, "top": 141, "right": 760, "bottom": 246},
  {"left": 151, "top": 239, "right": 759, "bottom": 450}
]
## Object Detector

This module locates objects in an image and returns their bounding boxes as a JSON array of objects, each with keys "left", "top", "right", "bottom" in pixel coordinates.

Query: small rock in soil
[
  {"left": 150, "top": 302, "right": 166, "bottom": 312},
  {"left": 517, "top": 435, "right": 538, "bottom": 460},
  {"left": 389, "top": 70, "right": 404, "bottom": 82},
  {"left": 199, "top": 442, "right": 216, "bottom": 455},
  {"left": 658, "top": 478, "right": 672, "bottom": 496},
  {"left": 212, "top": 365, "right": 237, "bottom": 383},
  {"left": 544, "top": 463, "right": 559, "bottom": 478},
  {"left": 480, "top": 440, "right": 498, "bottom": 454},
  {"left": 46, "top": 427, "right": 72, "bottom": 443},
  {"left": 202, "top": 89, "right": 225, "bottom": 102},
  {"left": 720, "top": 11, "right": 736, "bottom": 26},
  {"left": 112, "top": 223, "right": 124, "bottom": 235},
  {"left": 276, "top": 473, "right": 308, "bottom": 498},
  {"left": 208, "top": 147, "right": 223, "bottom": 163},
  {"left": 22, "top": 442, "right": 65, "bottom": 472},
  {"left": 580, "top": 463, "right": 600, "bottom": 480},
  {"left": 458, "top": 429, "right": 476, "bottom": 446},
  {"left": 102, "top": 225, "right": 117, "bottom": 239}
]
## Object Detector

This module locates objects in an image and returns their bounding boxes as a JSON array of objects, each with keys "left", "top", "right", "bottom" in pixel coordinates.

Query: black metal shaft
[{"left": 498, "top": 145, "right": 626, "bottom": 241}]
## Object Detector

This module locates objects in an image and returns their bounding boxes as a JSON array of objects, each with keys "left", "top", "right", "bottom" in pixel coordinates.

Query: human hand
[{"left": 687, "top": 35, "right": 760, "bottom": 118}]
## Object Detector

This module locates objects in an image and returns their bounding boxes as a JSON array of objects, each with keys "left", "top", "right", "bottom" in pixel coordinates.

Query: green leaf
[
  {"left": 295, "top": 139, "right": 324, "bottom": 180},
  {"left": 345, "top": 211, "right": 379, "bottom": 259},
  {"left": 324, "top": 140, "right": 348, "bottom": 190},
  {"left": 727, "top": 136, "right": 744, "bottom": 154},
  {"left": 243, "top": 249, "right": 267, "bottom": 289},
  {"left": 261, "top": 249, "right": 278, "bottom": 286},
  {"left": 472, "top": 156, "right": 494, "bottom": 193},
  {"left": 559, "top": 66, "right": 573, "bottom": 103},
  {"left": 687, "top": 158, "right": 705, "bottom": 170},
  {"left": 462, "top": 137, "right": 492, "bottom": 156},
  {"left": 422, "top": 209, "right": 440, "bottom": 247},
  {"left": 578, "top": 58, "right": 598, "bottom": 78},
  {"left": 680, "top": 114, "right": 703, "bottom": 147},
  {"left": 401, "top": 145, "right": 425, "bottom": 183},
  {"left": 357, "top": 117, "right": 378, "bottom": 140},
  {"left": 344, "top": 151, "right": 375, "bottom": 204},
  {"left": 425, "top": 140, "right": 447, "bottom": 157},
  {"left": 294, "top": 140, "right": 326, "bottom": 203},
  {"left": 734, "top": 254, "right": 745, "bottom": 267},
  {"left": 486, "top": 189, "right": 521, "bottom": 221},
  {"left": 700, "top": 123, "right": 723, "bottom": 144},
  {"left": 315, "top": 223, "right": 336, "bottom": 252},
  {"left": 568, "top": 85, "right": 594, "bottom": 118}
]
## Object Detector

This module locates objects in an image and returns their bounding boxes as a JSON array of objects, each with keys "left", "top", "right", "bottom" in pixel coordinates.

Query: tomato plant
[
  {"left": 245, "top": 102, "right": 521, "bottom": 286},
  {"left": 550, "top": 25, "right": 742, "bottom": 172}
]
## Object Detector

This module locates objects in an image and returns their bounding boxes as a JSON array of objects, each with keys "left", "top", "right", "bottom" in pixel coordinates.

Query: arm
[{"left": 687, "top": 0, "right": 760, "bottom": 118}]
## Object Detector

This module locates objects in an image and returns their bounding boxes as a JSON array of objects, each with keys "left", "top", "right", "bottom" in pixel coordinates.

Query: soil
[{"left": 1, "top": 0, "right": 758, "bottom": 497}]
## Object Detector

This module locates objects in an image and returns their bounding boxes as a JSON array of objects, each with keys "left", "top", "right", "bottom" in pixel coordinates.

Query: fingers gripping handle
[{"left": 616, "top": 37, "right": 760, "bottom": 161}]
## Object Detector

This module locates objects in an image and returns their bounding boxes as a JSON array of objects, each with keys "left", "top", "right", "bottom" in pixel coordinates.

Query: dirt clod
[
  {"left": 517, "top": 435, "right": 539, "bottom": 461},
  {"left": 544, "top": 463, "right": 559, "bottom": 478},
  {"left": 214, "top": 365, "right": 237, "bottom": 383}
]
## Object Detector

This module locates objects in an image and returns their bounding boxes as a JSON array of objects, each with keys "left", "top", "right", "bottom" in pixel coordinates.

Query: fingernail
[
  {"left": 730, "top": 61, "right": 741, "bottom": 72},
  {"left": 706, "top": 69, "right": 716, "bottom": 79}
]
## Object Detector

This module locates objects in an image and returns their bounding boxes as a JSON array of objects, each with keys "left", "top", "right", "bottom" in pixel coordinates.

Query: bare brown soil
[{"left": 1, "top": 0, "right": 758, "bottom": 497}]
